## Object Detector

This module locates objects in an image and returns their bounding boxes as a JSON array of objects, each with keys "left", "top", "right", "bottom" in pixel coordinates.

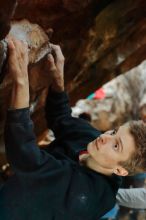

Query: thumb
[
  {"left": 6, "top": 36, "right": 15, "bottom": 50},
  {"left": 7, "top": 39, "right": 15, "bottom": 56},
  {"left": 47, "top": 53, "right": 55, "bottom": 65},
  {"left": 47, "top": 53, "right": 56, "bottom": 72}
]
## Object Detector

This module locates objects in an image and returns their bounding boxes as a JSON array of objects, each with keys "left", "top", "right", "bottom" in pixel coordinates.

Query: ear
[{"left": 113, "top": 166, "right": 128, "bottom": 176}]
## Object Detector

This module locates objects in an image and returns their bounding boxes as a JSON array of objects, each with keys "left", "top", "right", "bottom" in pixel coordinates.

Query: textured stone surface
[
  {"left": 10, "top": 19, "right": 51, "bottom": 63},
  {"left": 72, "top": 61, "right": 146, "bottom": 131},
  {"left": 0, "top": 0, "right": 17, "bottom": 40}
]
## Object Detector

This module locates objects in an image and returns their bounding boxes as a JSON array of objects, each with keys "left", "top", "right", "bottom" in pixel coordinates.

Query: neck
[{"left": 81, "top": 156, "right": 112, "bottom": 176}]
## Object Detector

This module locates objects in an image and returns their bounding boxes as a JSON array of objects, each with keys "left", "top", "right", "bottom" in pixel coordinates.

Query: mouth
[{"left": 95, "top": 138, "right": 99, "bottom": 150}]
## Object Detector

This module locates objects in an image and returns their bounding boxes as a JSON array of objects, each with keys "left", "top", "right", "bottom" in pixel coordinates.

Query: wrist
[
  {"left": 51, "top": 85, "right": 64, "bottom": 92},
  {"left": 10, "top": 83, "right": 30, "bottom": 109},
  {"left": 13, "top": 79, "right": 29, "bottom": 88},
  {"left": 51, "top": 81, "right": 64, "bottom": 92}
]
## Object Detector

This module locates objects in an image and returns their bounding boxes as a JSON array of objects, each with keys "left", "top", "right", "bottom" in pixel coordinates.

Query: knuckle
[
  {"left": 10, "top": 45, "right": 15, "bottom": 51},
  {"left": 17, "top": 39, "right": 27, "bottom": 47},
  {"left": 58, "top": 57, "right": 65, "bottom": 63},
  {"left": 15, "top": 39, "right": 21, "bottom": 44},
  {"left": 55, "top": 45, "right": 60, "bottom": 50},
  {"left": 23, "top": 43, "right": 28, "bottom": 49},
  {"left": 47, "top": 54, "right": 53, "bottom": 61},
  {"left": 48, "top": 59, "right": 54, "bottom": 65},
  {"left": 20, "top": 50, "right": 26, "bottom": 56},
  {"left": 50, "top": 67, "right": 57, "bottom": 72}
]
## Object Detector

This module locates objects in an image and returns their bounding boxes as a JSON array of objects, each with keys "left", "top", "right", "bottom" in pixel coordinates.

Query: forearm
[
  {"left": 51, "top": 79, "right": 64, "bottom": 92},
  {"left": 7, "top": 37, "right": 29, "bottom": 109},
  {"left": 10, "top": 82, "right": 29, "bottom": 109},
  {"left": 116, "top": 188, "right": 146, "bottom": 209},
  {"left": 45, "top": 87, "right": 72, "bottom": 130},
  {"left": 5, "top": 107, "right": 61, "bottom": 173},
  {"left": 5, "top": 108, "right": 46, "bottom": 172}
]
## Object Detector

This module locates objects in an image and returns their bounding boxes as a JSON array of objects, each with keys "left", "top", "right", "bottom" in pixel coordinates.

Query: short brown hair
[{"left": 120, "top": 120, "right": 146, "bottom": 176}]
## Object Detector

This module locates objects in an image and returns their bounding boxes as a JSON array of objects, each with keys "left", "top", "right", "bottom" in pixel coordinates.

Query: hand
[
  {"left": 6, "top": 37, "right": 30, "bottom": 109},
  {"left": 7, "top": 37, "right": 29, "bottom": 86},
  {"left": 47, "top": 43, "right": 65, "bottom": 92}
]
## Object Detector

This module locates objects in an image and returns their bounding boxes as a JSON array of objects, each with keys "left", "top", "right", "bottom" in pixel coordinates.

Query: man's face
[{"left": 87, "top": 124, "right": 136, "bottom": 175}]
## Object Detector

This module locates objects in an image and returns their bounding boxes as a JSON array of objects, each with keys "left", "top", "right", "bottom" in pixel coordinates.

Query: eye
[
  {"left": 113, "top": 144, "right": 119, "bottom": 151},
  {"left": 111, "top": 129, "right": 117, "bottom": 135}
]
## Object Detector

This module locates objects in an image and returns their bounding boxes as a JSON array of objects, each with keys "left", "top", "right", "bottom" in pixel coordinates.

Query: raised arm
[
  {"left": 47, "top": 44, "right": 65, "bottom": 93},
  {"left": 45, "top": 44, "right": 98, "bottom": 145},
  {"left": 45, "top": 44, "right": 73, "bottom": 133},
  {"left": 4, "top": 38, "right": 61, "bottom": 173},
  {"left": 7, "top": 37, "right": 29, "bottom": 109}
]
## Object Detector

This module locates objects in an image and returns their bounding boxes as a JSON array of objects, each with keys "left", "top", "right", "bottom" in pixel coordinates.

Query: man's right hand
[
  {"left": 7, "top": 37, "right": 29, "bottom": 86},
  {"left": 7, "top": 37, "right": 30, "bottom": 109},
  {"left": 47, "top": 43, "right": 65, "bottom": 92}
]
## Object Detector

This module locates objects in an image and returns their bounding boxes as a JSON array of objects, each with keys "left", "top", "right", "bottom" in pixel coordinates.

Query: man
[{"left": 0, "top": 38, "right": 146, "bottom": 220}]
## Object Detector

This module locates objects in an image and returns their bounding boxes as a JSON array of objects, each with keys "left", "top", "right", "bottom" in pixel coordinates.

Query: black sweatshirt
[{"left": 0, "top": 89, "right": 122, "bottom": 220}]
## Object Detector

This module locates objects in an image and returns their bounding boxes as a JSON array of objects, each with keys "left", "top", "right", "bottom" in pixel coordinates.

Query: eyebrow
[
  {"left": 119, "top": 137, "right": 123, "bottom": 153},
  {"left": 116, "top": 127, "right": 123, "bottom": 153}
]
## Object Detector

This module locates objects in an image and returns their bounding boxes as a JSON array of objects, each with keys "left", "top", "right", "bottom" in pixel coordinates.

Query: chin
[
  {"left": 87, "top": 142, "right": 94, "bottom": 156},
  {"left": 87, "top": 143, "right": 91, "bottom": 154}
]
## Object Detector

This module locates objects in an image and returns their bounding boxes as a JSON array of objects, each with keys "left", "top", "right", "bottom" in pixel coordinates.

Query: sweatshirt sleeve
[
  {"left": 45, "top": 88, "right": 72, "bottom": 130},
  {"left": 45, "top": 88, "right": 99, "bottom": 140},
  {"left": 4, "top": 107, "right": 61, "bottom": 173},
  {"left": 116, "top": 188, "right": 146, "bottom": 209}
]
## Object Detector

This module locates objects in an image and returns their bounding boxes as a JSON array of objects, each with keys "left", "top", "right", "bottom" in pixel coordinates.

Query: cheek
[
  {"left": 98, "top": 153, "right": 118, "bottom": 169},
  {"left": 87, "top": 142, "right": 96, "bottom": 155},
  {"left": 96, "top": 147, "right": 118, "bottom": 166},
  {"left": 103, "top": 152, "right": 120, "bottom": 168},
  {"left": 87, "top": 142, "right": 119, "bottom": 167}
]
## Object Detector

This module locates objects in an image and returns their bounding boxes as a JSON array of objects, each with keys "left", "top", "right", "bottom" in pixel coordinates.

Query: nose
[{"left": 99, "top": 134, "right": 112, "bottom": 145}]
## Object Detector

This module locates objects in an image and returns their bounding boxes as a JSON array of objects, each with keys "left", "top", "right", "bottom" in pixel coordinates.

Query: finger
[
  {"left": 6, "top": 36, "right": 18, "bottom": 55},
  {"left": 47, "top": 54, "right": 57, "bottom": 72},
  {"left": 7, "top": 40, "right": 16, "bottom": 63},
  {"left": 21, "top": 41, "right": 28, "bottom": 55},
  {"left": 6, "top": 34, "right": 14, "bottom": 43},
  {"left": 50, "top": 44, "right": 64, "bottom": 57},
  {"left": 50, "top": 44, "right": 65, "bottom": 63},
  {"left": 10, "top": 38, "right": 27, "bottom": 52},
  {"left": 7, "top": 39, "right": 15, "bottom": 51},
  {"left": 23, "top": 41, "right": 28, "bottom": 50},
  {"left": 12, "top": 38, "right": 21, "bottom": 46},
  {"left": 13, "top": 39, "right": 29, "bottom": 58}
]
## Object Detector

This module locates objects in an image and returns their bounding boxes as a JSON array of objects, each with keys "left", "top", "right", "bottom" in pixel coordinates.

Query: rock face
[
  {"left": 10, "top": 19, "right": 52, "bottom": 64},
  {"left": 0, "top": 0, "right": 17, "bottom": 40},
  {"left": 72, "top": 60, "right": 146, "bottom": 131},
  {"left": 0, "top": 0, "right": 146, "bottom": 150},
  {"left": 11, "top": 0, "right": 146, "bottom": 100}
]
